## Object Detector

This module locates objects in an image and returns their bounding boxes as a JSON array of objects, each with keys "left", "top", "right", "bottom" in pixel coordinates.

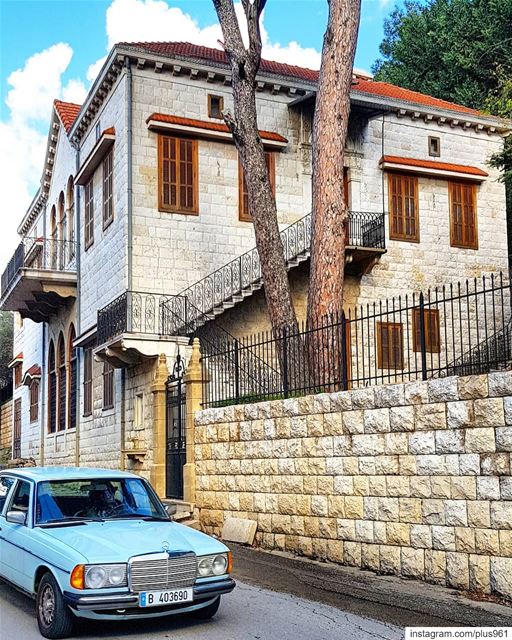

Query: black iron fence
[
  {"left": 201, "top": 273, "right": 512, "bottom": 408},
  {"left": 176, "top": 210, "right": 385, "bottom": 322},
  {"left": 1, "top": 237, "right": 76, "bottom": 297},
  {"left": 97, "top": 291, "right": 188, "bottom": 344}
]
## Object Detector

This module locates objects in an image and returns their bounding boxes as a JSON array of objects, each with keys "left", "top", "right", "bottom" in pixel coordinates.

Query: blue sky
[{"left": 0, "top": 0, "right": 399, "bottom": 265}]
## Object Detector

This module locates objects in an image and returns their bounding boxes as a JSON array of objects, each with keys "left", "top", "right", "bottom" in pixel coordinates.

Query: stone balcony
[
  {"left": 95, "top": 291, "right": 190, "bottom": 368},
  {"left": 0, "top": 238, "right": 77, "bottom": 322}
]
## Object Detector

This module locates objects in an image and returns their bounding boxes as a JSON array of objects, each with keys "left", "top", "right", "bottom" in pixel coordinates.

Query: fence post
[
  {"left": 283, "top": 327, "right": 289, "bottom": 398},
  {"left": 183, "top": 338, "right": 209, "bottom": 505},
  {"left": 419, "top": 292, "right": 428, "bottom": 380},
  {"left": 341, "top": 311, "right": 348, "bottom": 391},
  {"left": 150, "top": 353, "right": 168, "bottom": 498},
  {"left": 234, "top": 339, "right": 240, "bottom": 401}
]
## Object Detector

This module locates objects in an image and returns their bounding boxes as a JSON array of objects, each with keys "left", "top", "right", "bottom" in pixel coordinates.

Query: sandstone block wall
[
  {"left": 195, "top": 372, "right": 512, "bottom": 600},
  {"left": 0, "top": 399, "right": 13, "bottom": 452}
]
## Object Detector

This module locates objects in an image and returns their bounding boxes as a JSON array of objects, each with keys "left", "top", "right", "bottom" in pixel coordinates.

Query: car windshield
[{"left": 35, "top": 478, "right": 168, "bottom": 524}]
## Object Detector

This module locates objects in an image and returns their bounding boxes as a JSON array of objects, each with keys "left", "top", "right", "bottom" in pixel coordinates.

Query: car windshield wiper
[
  {"left": 38, "top": 516, "right": 105, "bottom": 526},
  {"left": 105, "top": 513, "right": 169, "bottom": 521}
]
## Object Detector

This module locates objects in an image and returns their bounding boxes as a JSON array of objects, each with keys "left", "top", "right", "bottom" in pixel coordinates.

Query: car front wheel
[
  {"left": 36, "top": 572, "right": 75, "bottom": 639},
  {"left": 191, "top": 596, "right": 221, "bottom": 620}
]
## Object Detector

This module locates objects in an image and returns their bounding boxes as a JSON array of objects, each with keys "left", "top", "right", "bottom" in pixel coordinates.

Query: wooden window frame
[
  {"left": 239, "top": 152, "right": 276, "bottom": 222},
  {"left": 14, "top": 363, "right": 22, "bottom": 388},
  {"left": 102, "top": 149, "right": 114, "bottom": 230},
  {"left": 57, "top": 334, "right": 66, "bottom": 431},
  {"left": 48, "top": 341, "right": 57, "bottom": 433},
  {"left": 377, "top": 321, "right": 404, "bottom": 370},
  {"left": 83, "top": 348, "right": 93, "bottom": 417},
  {"left": 68, "top": 326, "right": 77, "bottom": 430},
  {"left": 208, "top": 94, "right": 224, "bottom": 120},
  {"left": 388, "top": 173, "right": 420, "bottom": 243},
  {"left": 158, "top": 134, "right": 199, "bottom": 215},
  {"left": 449, "top": 181, "right": 478, "bottom": 250},
  {"left": 29, "top": 379, "right": 39, "bottom": 423},
  {"left": 84, "top": 178, "right": 94, "bottom": 249},
  {"left": 103, "top": 361, "right": 114, "bottom": 410},
  {"left": 412, "top": 308, "right": 441, "bottom": 353}
]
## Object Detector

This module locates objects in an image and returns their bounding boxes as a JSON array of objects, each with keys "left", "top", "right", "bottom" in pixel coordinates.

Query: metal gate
[{"left": 166, "top": 354, "right": 186, "bottom": 499}]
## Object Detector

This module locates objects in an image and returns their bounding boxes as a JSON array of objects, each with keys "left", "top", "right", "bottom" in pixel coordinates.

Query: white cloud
[
  {"left": 6, "top": 43, "right": 74, "bottom": 123},
  {"left": 62, "top": 78, "right": 88, "bottom": 104},
  {"left": 1, "top": 0, "right": 324, "bottom": 268},
  {"left": 86, "top": 56, "right": 107, "bottom": 84},
  {"left": 103, "top": 0, "right": 321, "bottom": 69},
  {"left": 105, "top": 0, "right": 223, "bottom": 50},
  {"left": 0, "top": 44, "right": 81, "bottom": 267}
]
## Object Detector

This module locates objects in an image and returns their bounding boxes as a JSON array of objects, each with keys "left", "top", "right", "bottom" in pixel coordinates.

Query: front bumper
[{"left": 63, "top": 576, "right": 236, "bottom": 612}]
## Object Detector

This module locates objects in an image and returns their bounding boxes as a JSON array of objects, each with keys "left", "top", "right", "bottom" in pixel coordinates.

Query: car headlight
[
  {"left": 197, "top": 553, "right": 230, "bottom": 578},
  {"left": 71, "top": 564, "right": 128, "bottom": 589}
]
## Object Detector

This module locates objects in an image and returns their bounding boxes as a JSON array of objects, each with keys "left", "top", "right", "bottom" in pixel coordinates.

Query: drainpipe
[
  {"left": 122, "top": 56, "right": 133, "bottom": 467},
  {"left": 74, "top": 142, "right": 81, "bottom": 466},
  {"left": 125, "top": 57, "right": 133, "bottom": 292},
  {"left": 120, "top": 368, "right": 126, "bottom": 471},
  {"left": 381, "top": 114, "right": 386, "bottom": 218}
]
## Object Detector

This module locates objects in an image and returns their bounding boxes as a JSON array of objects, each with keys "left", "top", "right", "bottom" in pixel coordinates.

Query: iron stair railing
[
  {"left": 173, "top": 210, "right": 385, "bottom": 331},
  {"left": 443, "top": 316, "right": 512, "bottom": 377}
]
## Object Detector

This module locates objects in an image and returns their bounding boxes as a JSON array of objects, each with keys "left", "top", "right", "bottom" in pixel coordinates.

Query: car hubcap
[{"left": 39, "top": 585, "right": 55, "bottom": 626}]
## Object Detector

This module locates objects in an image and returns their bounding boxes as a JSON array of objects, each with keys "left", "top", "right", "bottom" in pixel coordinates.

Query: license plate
[{"left": 139, "top": 588, "right": 193, "bottom": 607}]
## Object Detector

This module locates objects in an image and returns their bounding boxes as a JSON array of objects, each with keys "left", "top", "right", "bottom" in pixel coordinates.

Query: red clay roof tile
[
  {"left": 380, "top": 155, "right": 488, "bottom": 177},
  {"left": 54, "top": 100, "right": 82, "bottom": 133},
  {"left": 147, "top": 113, "right": 288, "bottom": 143},
  {"left": 121, "top": 41, "right": 483, "bottom": 117}
]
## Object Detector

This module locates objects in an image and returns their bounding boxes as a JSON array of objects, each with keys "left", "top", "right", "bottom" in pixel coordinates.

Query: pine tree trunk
[
  {"left": 212, "top": 0, "right": 297, "bottom": 334},
  {"left": 307, "top": 0, "right": 361, "bottom": 390}
]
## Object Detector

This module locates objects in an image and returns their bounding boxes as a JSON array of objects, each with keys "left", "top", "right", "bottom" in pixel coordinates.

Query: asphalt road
[
  {"left": 0, "top": 577, "right": 401, "bottom": 640},
  {"left": 2, "top": 543, "right": 512, "bottom": 640}
]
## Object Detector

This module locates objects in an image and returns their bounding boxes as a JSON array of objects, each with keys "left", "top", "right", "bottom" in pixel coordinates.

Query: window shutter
[
  {"left": 83, "top": 348, "right": 92, "bottom": 417},
  {"left": 159, "top": 135, "right": 197, "bottom": 213},
  {"left": 377, "top": 322, "right": 404, "bottom": 370},
  {"left": 389, "top": 174, "right": 419, "bottom": 242},
  {"left": 450, "top": 181, "right": 477, "bottom": 249}
]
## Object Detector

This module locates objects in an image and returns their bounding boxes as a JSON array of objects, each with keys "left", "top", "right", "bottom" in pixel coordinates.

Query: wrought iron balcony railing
[
  {"left": 97, "top": 291, "right": 188, "bottom": 345},
  {"left": 175, "top": 210, "right": 385, "bottom": 321},
  {"left": 1, "top": 237, "right": 77, "bottom": 297}
]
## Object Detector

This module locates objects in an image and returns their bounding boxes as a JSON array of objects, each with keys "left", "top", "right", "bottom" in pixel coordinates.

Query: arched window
[
  {"left": 68, "top": 325, "right": 77, "bottom": 430},
  {"left": 50, "top": 206, "right": 57, "bottom": 269},
  {"left": 57, "top": 333, "right": 66, "bottom": 431},
  {"left": 48, "top": 341, "right": 57, "bottom": 433},
  {"left": 66, "top": 176, "right": 75, "bottom": 261},
  {"left": 58, "top": 191, "right": 66, "bottom": 268}
]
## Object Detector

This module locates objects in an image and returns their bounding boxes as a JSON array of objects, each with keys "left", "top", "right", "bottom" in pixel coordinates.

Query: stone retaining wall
[
  {"left": 0, "top": 398, "right": 12, "bottom": 453},
  {"left": 194, "top": 372, "right": 512, "bottom": 600}
]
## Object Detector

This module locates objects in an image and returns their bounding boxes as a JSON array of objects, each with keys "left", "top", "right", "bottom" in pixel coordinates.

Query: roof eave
[{"left": 68, "top": 47, "right": 122, "bottom": 141}]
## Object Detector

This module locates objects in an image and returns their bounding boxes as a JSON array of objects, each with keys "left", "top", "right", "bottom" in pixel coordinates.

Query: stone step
[
  {"left": 173, "top": 511, "right": 192, "bottom": 522},
  {"left": 162, "top": 498, "right": 195, "bottom": 513}
]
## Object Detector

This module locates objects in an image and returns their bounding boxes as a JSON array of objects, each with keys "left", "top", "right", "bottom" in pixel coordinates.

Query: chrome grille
[{"left": 128, "top": 552, "right": 197, "bottom": 593}]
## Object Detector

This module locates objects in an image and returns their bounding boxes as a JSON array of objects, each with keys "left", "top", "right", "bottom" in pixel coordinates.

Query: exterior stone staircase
[
  {"left": 162, "top": 498, "right": 201, "bottom": 530},
  {"left": 444, "top": 316, "right": 512, "bottom": 377},
  {"left": 162, "top": 210, "right": 385, "bottom": 335}
]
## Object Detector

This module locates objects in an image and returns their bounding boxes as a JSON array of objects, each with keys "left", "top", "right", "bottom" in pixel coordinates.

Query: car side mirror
[
  {"left": 164, "top": 504, "right": 177, "bottom": 517},
  {"left": 6, "top": 511, "right": 26, "bottom": 525}
]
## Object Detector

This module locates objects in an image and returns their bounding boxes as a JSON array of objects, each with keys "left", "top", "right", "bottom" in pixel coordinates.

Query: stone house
[{"left": 0, "top": 41, "right": 509, "bottom": 499}]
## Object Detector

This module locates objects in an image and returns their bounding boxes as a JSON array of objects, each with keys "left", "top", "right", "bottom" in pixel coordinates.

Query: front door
[{"left": 166, "top": 356, "right": 186, "bottom": 499}]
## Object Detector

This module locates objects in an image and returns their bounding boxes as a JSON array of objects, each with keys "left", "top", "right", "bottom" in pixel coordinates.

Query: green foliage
[
  {"left": 0, "top": 312, "right": 14, "bottom": 387},
  {"left": 374, "top": 0, "right": 512, "bottom": 112},
  {"left": 373, "top": 0, "right": 512, "bottom": 184}
]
